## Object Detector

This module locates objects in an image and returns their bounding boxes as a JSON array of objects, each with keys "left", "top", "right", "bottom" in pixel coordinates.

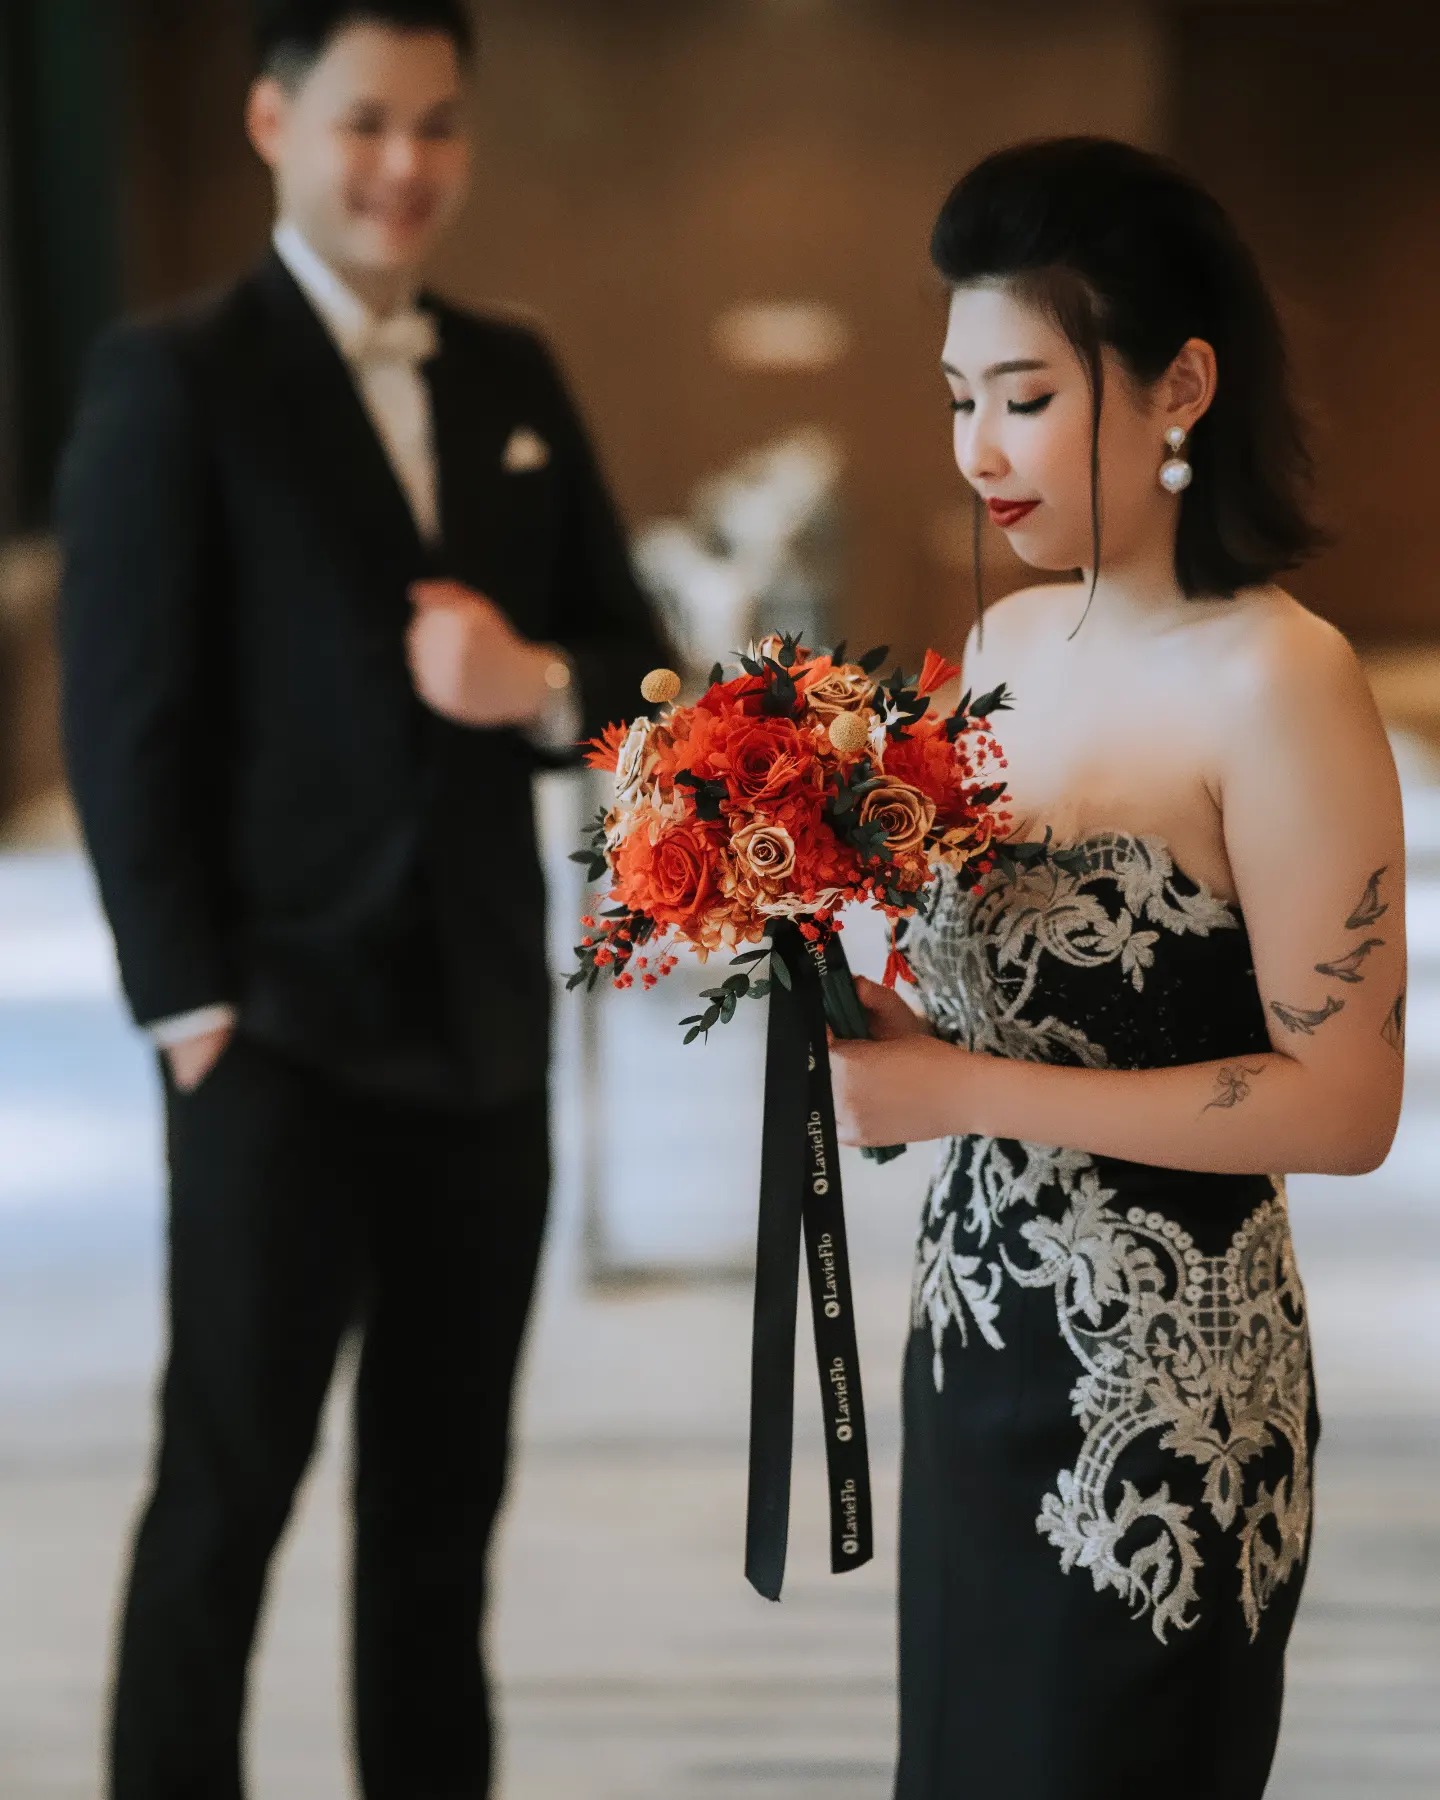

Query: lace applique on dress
[{"left": 905, "top": 834, "right": 1313, "bottom": 1643}]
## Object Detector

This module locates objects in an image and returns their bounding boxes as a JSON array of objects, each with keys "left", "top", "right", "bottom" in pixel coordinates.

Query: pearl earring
[{"left": 1159, "top": 425, "right": 1192, "bottom": 495}]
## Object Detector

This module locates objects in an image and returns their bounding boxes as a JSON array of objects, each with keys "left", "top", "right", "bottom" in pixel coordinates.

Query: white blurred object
[
  {"left": 0, "top": 852, "right": 118, "bottom": 1002},
  {"left": 633, "top": 427, "right": 844, "bottom": 676},
  {"left": 1388, "top": 725, "right": 1440, "bottom": 792}
]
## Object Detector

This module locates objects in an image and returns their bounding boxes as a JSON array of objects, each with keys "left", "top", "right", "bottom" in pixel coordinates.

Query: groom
[{"left": 56, "top": 3, "right": 667, "bottom": 1794}]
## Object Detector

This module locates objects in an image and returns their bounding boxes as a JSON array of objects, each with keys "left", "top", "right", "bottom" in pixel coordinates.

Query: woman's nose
[{"left": 956, "top": 417, "right": 1008, "bottom": 487}]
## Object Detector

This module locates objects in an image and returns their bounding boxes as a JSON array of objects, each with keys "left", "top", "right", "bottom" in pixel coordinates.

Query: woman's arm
[{"left": 831, "top": 610, "right": 1406, "bottom": 1176}]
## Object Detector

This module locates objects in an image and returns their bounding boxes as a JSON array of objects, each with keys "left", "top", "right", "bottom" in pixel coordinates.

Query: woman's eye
[
  {"left": 949, "top": 398, "right": 974, "bottom": 415},
  {"left": 347, "top": 114, "right": 385, "bottom": 136},
  {"left": 1008, "top": 394, "right": 1055, "bottom": 415}
]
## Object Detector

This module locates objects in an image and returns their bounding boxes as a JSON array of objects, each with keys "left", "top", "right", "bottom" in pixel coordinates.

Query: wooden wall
[
  {"left": 1171, "top": 1, "right": 1440, "bottom": 645},
  {"left": 80, "top": 0, "right": 1440, "bottom": 669},
  {"left": 121, "top": 0, "right": 1166, "bottom": 662}
]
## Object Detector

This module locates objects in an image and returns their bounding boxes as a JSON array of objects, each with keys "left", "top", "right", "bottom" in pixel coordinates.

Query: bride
[{"left": 830, "top": 136, "right": 1406, "bottom": 1799}]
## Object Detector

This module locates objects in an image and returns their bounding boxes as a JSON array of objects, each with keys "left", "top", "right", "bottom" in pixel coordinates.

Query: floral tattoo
[{"left": 1203, "top": 1061, "right": 1266, "bottom": 1112}]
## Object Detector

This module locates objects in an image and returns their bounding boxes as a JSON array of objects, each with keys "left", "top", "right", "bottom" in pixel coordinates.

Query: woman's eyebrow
[{"left": 941, "top": 357, "right": 1052, "bottom": 381}]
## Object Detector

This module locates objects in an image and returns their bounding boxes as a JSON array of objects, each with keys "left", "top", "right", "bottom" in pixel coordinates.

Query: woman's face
[{"left": 941, "top": 282, "right": 1181, "bottom": 578}]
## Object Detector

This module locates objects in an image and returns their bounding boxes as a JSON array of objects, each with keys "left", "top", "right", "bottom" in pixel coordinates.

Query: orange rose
[
  {"left": 697, "top": 713, "right": 811, "bottom": 805},
  {"left": 693, "top": 671, "right": 767, "bottom": 717},
  {"left": 613, "top": 817, "right": 724, "bottom": 933}
]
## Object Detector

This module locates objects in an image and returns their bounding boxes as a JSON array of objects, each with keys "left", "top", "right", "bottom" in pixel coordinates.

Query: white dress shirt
[
  {"left": 274, "top": 221, "right": 443, "bottom": 541},
  {"left": 149, "top": 225, "right": 580, "bottom": 1047}
]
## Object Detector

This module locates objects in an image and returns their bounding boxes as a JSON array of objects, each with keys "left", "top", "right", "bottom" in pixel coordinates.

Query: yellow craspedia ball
[
  {"left": 827, "top": 710, "right": 870, "bottom": 755},
  {"left": 640, "top": 667, "right": 682, "bottom": 705}
]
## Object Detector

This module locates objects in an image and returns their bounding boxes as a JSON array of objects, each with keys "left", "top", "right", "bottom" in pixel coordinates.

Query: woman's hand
[
  {"left": 851, "top": 974, "right": 935, "bottom": 1041},
  {"left": 830, "top": 1033, "right": 971, "bottom": 1148}
]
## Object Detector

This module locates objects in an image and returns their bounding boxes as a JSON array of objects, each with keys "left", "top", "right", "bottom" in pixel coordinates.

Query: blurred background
[{"left": 2, "top": 2, "right": 1438, "bottom": 1796}]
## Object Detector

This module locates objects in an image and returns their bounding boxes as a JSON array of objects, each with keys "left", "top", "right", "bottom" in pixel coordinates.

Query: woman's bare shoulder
[
  {"left": 962, "top": 582, "right": 1080, "bottom": 681},
  {"left": 1199, "top": 585, "right": 1360, "bottom": 702}
]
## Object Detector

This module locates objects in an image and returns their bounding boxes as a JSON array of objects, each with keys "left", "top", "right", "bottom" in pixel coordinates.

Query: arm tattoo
[
  {"left": 1315, "top": 937, "right": 1385, "bottom": 984},
  {"left": 1203, "top": 1061, "right": 1266, "bottom": 1112},
  {"left": 1345, "top": 866, "right": 1389, "bottom": 931},
  {"left": 1381, "top": 988, "right": 1406, "bottom": 1056},
  {"left": 1270, "top": 995, "right": 1346, "bottom": 1036},
  {"left": 1268, "top": 869, "right": 1390, "bottom": 1039}
]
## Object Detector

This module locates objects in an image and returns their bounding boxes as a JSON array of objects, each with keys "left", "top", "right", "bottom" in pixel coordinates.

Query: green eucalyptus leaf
[{"left": 970, "top": 682, "right": 1013, "bottom": 717}]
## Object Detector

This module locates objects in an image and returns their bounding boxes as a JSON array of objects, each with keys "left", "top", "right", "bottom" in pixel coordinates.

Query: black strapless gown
[{"left": 895, "top": 833, "right": 1319, "bottom": 1800}]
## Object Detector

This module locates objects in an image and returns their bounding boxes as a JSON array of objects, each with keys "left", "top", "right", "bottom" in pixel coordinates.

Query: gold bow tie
[{"left": 348, "top": 310, "right": 439, "bottom": 369}]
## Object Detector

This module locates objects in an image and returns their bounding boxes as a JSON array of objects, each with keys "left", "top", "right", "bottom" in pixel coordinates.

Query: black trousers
[{"left": 110, "top": 1035, "right": 551, "bottom": 1800}]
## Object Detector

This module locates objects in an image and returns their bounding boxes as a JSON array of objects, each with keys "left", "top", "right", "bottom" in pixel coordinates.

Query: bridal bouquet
[
  {"left": 567, "top": 632, "right": 1013, "bottom": 1603},
  {"left": 569, "top": 631, "right": 1012, "bottom": 1038}
]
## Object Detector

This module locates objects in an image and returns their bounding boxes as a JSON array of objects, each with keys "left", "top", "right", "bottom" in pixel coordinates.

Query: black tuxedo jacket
[{"left": 56, "top": 252, "right": 667, "bottom": 1108}]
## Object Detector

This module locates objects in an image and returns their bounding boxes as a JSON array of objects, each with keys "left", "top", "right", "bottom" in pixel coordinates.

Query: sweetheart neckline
[{"left": 995, "top": 828, "right": 1244, "bottom": 920}]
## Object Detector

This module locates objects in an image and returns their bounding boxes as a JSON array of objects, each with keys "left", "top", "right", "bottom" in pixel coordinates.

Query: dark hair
[
  {"left": 931, "top": 136, "right": 1325, "bottom": 626},
  {"left": 255, "top": 0, "right": 476, "bottom": 82}
]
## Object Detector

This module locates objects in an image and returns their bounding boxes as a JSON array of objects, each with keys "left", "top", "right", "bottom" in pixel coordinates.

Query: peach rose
[
  {"left": 859, "top": 778, "right": 936, "bottom": 857},
  {"left": 730, "top": 817, "right": 798, "bottom": 896},
  {"left": 799, "top": 662, "right": 876, "bottom": 724}
]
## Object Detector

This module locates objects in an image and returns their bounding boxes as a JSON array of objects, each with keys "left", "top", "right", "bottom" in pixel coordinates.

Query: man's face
[{"left": 248, "top": 23, "right": 471, "bottom": 284}]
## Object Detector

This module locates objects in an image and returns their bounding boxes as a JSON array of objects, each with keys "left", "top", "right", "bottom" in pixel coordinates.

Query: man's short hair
[{"left": 255, "top": 1, "right": 477, "bottom": 84}]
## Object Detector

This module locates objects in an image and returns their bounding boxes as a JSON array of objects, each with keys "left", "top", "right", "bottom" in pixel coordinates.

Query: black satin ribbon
[{"left": 745, "top": 921, "right": 874, "bottom": 1601}]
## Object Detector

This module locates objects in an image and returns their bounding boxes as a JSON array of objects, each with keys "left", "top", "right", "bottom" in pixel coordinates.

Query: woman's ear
[{"left": 1161, "top": 336, "right": 1218, "bottom": 434}]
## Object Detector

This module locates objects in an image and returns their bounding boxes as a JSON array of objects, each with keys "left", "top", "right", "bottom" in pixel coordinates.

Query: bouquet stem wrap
[{"left": 745, "top": 921, "right": 876, "bottom": 1601}]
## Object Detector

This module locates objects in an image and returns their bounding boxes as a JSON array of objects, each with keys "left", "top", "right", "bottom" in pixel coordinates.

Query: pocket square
[{"left": 502, "top": 426, "right": 551, "bottom": 473}]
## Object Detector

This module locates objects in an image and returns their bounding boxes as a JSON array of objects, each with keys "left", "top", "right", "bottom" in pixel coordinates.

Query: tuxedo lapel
[
  {"left": 424, "top": 305, "right": 555, "bottom": 632},
  {"left": 251, "top": 253, "right": 429, "bottom": 600},
  {"left": 424, "top": 308, "right": 509, "bottom": 587}
]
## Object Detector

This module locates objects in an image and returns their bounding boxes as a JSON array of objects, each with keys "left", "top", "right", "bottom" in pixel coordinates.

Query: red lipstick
[{"left": 986, "top": 498, "right": 1040, "bottom": 529}]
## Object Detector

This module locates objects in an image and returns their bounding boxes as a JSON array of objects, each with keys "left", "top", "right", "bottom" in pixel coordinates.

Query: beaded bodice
[{"left": 903, "top": 831, "right": 1270, "bottom": 1073}]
